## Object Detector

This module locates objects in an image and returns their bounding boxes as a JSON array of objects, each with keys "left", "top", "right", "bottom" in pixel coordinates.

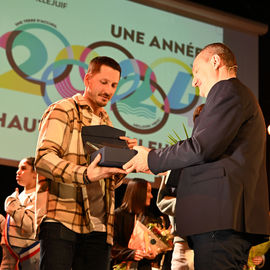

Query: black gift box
[
  {"left": 90, "top": 147, "right": 137, "bottom": 168},
  {"left": 82, "top": 125, "right": 137, "bottom": 168}
]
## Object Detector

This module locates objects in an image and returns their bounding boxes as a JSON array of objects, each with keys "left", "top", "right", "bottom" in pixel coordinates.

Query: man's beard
[{"left": 97, "top": 94, "right": 110, "bottom": 107}]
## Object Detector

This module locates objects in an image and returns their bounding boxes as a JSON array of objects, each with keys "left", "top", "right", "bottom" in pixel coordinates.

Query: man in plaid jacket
[{"left": 35, "top": 56, "right": 136, "bottom": 270}]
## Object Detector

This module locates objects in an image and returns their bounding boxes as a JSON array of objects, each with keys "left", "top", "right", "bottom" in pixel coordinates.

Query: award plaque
[{"left": 82, "top": 125, "right": 137, "bottom": 168}]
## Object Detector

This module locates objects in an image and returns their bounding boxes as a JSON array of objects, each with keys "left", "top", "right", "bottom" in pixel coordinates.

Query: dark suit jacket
[{"left": 148, "top": 78, "right": 270, "bottom": 237}]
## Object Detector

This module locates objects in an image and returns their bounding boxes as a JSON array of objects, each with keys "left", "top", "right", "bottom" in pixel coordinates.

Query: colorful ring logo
[{"left": 0, "top": 23, "right": 199, "bottom": 134}]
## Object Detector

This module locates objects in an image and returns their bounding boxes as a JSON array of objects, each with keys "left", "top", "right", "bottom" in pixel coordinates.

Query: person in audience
[
  {"left": 112, "top": 178, "right": 161, "bottom": 270},
  {"left": 0, "top": 157, "right": 40, "bottom": 270},
  {"left": 0, "top": 214, "right": 5, "bottom": 265}
]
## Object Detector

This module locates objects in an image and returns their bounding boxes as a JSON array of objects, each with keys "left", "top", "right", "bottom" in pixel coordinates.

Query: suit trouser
[
  {"left": 39, "top": 222, "right": 111, "bottom": 270},
  {"left": 187, "top": 230, "right": 267, "bottom": 270}
]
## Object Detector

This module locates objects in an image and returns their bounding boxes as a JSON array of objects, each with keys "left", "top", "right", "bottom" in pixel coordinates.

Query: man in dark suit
[{"left": 123, "top": 43, "right": 270, "bottom": 269}]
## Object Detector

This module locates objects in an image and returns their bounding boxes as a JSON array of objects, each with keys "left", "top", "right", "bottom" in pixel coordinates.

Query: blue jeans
[
  {"left": 187, "top": 229, "right": 267, "bottom": 270},
  {"left": 39, "top": 222, "right": 111, "bottom": 270}
]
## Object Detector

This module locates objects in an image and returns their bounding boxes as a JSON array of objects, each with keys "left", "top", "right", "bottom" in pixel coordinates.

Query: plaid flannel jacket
[{"left": 35, "top": 93, "right": 117, "bottom": 244}]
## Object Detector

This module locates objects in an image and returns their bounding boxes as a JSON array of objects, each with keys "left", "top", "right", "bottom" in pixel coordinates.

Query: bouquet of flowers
[
  {"left": 147, "top": 222, "right": 173, "bottom": 250},
  {"left": 128, "top": 220, "right": 173, "bottom": 256}
]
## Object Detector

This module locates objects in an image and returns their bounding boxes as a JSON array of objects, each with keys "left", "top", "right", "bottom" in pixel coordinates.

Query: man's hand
[
  {"left": 123, "top": 146, "right": 151, "bottom": 173},
  {"left": 87, "top": 154, "right": 127, "bottom": 182},
  {"left": 119, "top": 136, "right": 138, "bottom": 149}
]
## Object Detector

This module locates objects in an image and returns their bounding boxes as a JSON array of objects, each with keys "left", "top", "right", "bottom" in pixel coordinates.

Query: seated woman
[{"left": 112, "top": 178, "right": 158, "bottom": 270}]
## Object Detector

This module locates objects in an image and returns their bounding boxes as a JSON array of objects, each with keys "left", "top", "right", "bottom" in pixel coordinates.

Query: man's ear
[
  {"left": 84, "top": 72, "right": 91, "bottom": 87},
  {"left": 210, "top": 54, "right": 221, "bottom": 70}
]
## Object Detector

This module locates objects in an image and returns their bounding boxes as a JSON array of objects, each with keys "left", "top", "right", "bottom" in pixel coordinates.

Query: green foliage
[
  {"left": 167, "top": 123, "right": 189, "bottom": 145},
  {"left": 113, "top": 262, "right": 128, "bottom": 270}
]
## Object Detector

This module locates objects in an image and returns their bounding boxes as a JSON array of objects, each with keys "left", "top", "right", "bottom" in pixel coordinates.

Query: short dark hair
[
  {"left": 202, "top": 43, "right": 237, "bottom": 69},
  {"left": 120, "top": 178, "right": 149, "bottom": 214},
  {"left": 87, "top": 56, "right": 121, "bottom": 76},
  {"left": 193, "top": 103, "right": 205, "bottom": 122}
]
